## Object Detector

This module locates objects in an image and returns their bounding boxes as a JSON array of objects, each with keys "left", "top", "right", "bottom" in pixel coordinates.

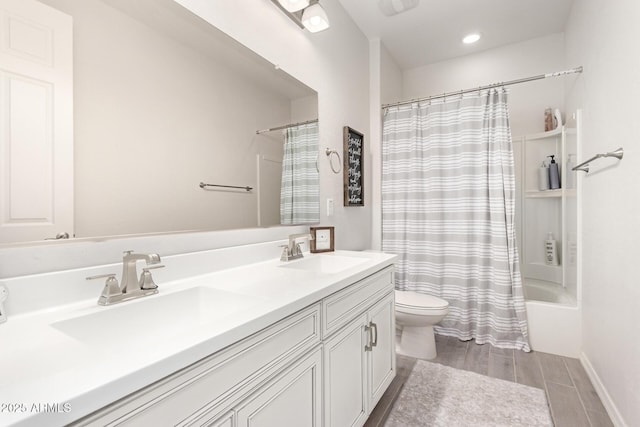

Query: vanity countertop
[{"left": 0, "top": 250, "right": 396, "bottom": 426}]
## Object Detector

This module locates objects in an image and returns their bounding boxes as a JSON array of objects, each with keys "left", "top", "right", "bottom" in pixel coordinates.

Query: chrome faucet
[
  {"left": 280, "top": 233, "right": 314, "bottom": 261},
  {"left": 86, "top": 251, "right": 164, "bottom": 306},
  {"left": 120, "top": 251, "right": 161, "bottom": 294}
]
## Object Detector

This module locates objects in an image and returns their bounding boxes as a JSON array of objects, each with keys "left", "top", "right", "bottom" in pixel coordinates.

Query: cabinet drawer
[
  {"left": 75, "top": 303, "right": 321, "bottom": 426},
  {"left": 322, "top": 267, "right": 394, "bottom": 337}
]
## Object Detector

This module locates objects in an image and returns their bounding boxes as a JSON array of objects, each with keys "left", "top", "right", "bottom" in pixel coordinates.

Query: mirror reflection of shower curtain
[
  {"left": 280, "top": 122, "right": 320, "bottom": 224},
  {"left": 382, "top": 88, "right": 530, "bottom": 351}
]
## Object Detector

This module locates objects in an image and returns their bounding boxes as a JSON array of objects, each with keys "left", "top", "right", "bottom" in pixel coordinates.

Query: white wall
[
  {"left": 175, "top": 0, "right": 371, "bottom": 251},
  {"left": 380, "top": 44, "right": 403, "bottom": 106},
  {"left": 402, "top": 33, "right": 568, "bottom": 137},
  {"left": 370, "top": 41, "right": 403, "bottom": 250},
  {"left": 564, "top": 0, "right": 640, "bottom": 425}
]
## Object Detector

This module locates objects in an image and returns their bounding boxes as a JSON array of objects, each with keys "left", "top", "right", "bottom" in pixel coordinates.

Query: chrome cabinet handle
[
  {"left": 364, "top": 324, "right": 372, "bottom": 351},
  {"left": 365, "top": 322, "right": 377, "bottom": 351},
  {"left": 370, "top": 321, "right": 378, "bottom": 347}
]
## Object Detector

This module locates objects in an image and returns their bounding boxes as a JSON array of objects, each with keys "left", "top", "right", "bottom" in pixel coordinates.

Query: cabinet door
[
  {"left": 367, "top": 292, "right": 396, "bottom": 408},
  {"left": 236, "top": 347, "right": 322, "bottom": 427},
  {"left": 201, "top": 411, "right": 234, "bottom": 427},
  {"left": 324, "top": 313, "right": 369, "bottom": 427}
]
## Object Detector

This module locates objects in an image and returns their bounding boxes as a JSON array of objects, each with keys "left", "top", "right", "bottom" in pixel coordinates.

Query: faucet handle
[
  {"left": 279, "top": 244, "right": 291, "bottom": 261},
  {"left": 139, "top": 265, "right": 164, "bottom": 290},
  {"left": 87, "top": 273, "right": 122, "bottom": 303}
]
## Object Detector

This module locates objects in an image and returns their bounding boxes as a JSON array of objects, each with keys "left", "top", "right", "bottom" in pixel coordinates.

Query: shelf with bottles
[
  {"left": 525, "top": 188, "right": 576, "bottom": 199},
  {"left": 521, "top": 126, "right": 563, "bottom": 141}
]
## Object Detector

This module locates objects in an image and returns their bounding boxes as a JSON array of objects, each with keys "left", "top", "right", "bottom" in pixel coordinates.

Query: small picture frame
[{"left": 310, "top": 226, "right": 335, "bottom": 253}]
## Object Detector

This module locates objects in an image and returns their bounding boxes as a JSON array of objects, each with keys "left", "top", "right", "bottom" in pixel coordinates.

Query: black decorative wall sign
[{"left": 343, "top": 126, "right": 364, "bottom": 206}]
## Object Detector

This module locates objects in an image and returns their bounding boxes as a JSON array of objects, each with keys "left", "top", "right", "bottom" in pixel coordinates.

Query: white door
[{"left": 0, "top": 0, "right": 73, "bottom": 243}]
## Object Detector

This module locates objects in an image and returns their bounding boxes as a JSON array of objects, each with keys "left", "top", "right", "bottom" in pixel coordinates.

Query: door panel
[{"left": 0, "top": 0, "right": 73, "bottom": 243}]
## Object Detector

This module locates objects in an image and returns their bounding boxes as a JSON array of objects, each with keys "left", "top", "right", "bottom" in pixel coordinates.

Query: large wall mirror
[{"left": 0, "top": 0, "right": 319, "bottom": 245}]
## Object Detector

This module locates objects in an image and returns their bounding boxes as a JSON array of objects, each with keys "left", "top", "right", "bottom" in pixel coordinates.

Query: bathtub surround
[
  {"left": 382, "top": 89, "right": 529, "bottom": 350},
  {"left": 385, "top": 360, "right": 553, "bottom": 426}
]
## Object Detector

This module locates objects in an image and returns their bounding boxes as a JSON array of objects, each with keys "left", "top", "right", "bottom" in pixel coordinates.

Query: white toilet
[{"left": 395, "top": 290, "right": 450, "bottom": 360}]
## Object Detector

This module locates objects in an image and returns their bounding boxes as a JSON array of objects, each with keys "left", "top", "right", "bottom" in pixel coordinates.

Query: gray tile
[
  {"left": 463, "top": 342, "right": 490, "bottom": 375},
  {"left": 433, "top": 336, "right": 468, "bottom": 369},
  {"left": 538, "top": 352, "right": 573, "bottom": 386},
  {"left": 546, "top": 382, "right": 591, "bottom": 427},
  {"left": 490, "top": 345, "right": 514, "bottom": 358},
  {"left": 364, "top": 374, "right": 406, "bottom": 427},
  {"left": 514, "top": 350, "right": 545, "bottom": 389},
  {"left": 488, "top": 353, "right": 515, "bottom": 382},
  {"left": 564, "top": 357, "right": 608, "bottom": 414},
  {"left": 396, "top": 354, "right": 417, "bottom": 380},
  {"left": 586, "top": 409, "right": 614, "bottom": 427}
]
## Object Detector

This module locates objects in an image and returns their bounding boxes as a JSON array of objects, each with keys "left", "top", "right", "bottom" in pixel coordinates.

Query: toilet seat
[{"left": 395, "top": 290, "right": 449, "bottom": 315}]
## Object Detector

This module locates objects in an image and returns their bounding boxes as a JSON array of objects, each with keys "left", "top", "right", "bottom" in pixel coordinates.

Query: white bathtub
[
  {"left": 524, "top": 278, "right": 576, "bottom": 304},
  {"left": 523, "top": 278, "right": 581, "bottom": 357}
]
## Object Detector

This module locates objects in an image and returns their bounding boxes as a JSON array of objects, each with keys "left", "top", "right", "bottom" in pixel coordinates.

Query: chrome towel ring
[{"left": 325, "top": 148, "right": 341, "bottom": 174}]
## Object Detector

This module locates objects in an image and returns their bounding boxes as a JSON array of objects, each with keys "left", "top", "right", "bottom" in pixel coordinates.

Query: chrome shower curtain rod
[
  {"left": 381, "top": 66, "right": 583, "bottom": 109},
  {"left": 256, "top": 118, "right": 318, "bottom": 134}
]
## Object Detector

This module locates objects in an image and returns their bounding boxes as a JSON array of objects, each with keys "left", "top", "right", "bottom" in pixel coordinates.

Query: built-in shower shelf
[
  {"left": 525, "top": 189, "right": 562, "bottom": 198},
  {"left": 525, "top": 188, "right": 576, "bottom": 198}
]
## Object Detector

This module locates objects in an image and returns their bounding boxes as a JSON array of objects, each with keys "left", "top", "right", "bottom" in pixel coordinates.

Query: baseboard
[{"left": 580, "top": 352, "right": 627, "bottom": 427}]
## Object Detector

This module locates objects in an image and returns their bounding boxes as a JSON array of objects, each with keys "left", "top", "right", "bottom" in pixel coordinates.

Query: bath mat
[{"left": 385, "top": 360, "right": 553, "bottom": 427}]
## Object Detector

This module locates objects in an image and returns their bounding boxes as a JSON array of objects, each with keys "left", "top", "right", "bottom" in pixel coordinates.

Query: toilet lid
[{"left": 395, "top": 290, "right": 449, "bottom": 310}]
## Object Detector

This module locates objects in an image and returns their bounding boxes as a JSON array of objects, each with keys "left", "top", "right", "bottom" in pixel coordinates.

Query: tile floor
[{"left": 365, "top": 335, "right": 614, "bottom": 427}]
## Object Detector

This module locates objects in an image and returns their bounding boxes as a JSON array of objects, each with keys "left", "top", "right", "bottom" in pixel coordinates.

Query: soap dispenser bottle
[
  {"left": 538, "top": 161, "right": 549, "bottom": 191},
  {"left": 548, "top": 155, "right": 561, "bottom": 189},
  {"left": 545, "top": 232, "right": 559, "bottom": 266}
]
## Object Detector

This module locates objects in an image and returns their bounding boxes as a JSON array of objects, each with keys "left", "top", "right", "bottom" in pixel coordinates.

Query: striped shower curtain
[
  {"left": 280, "top": 122, "right": 320, "bottom": 224},
  {"left": 382, "top": 89, "right": 530, "bottom": 351}
]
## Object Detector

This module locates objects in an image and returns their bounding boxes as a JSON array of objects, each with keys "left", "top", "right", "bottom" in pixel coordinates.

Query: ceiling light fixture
[
  {"left": 378, "top": 0, "right": 420, "bottom": 17},
  {"left": 271, "top": 0, "right": 330, "bottom": 33},
  {"left": 301, "top": 3, "right": 330, "bottom": 33},
  {"left": 463, "top": 33, "right": 481, "bottom": 44}
]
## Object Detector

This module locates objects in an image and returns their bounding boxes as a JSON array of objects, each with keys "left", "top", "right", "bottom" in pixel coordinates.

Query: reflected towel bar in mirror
[{"left": 199, "top": 182, "right": 253, "bottom": 192}]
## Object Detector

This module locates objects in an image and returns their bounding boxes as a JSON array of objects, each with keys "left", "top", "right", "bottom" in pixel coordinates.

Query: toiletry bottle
[
  {"left": 548, "top": 155, "right": 561, "bottom": 189},
  {"left": 544, "top": 108, "right": 554, "bottom": 132},
  {"left": 545, "top": 232, "right": 559, "bottom": 266},
  {"left": 565, "top": 154, "right": 575, "bottom": 189},
  {"left": 538, "top": 161, "right": 549, "bottom": 191},
  {"left": 553, "top": 109, "right": 563, "bottom": 129}
]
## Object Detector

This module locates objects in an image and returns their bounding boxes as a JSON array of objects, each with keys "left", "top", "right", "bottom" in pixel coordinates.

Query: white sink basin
[
  {"left": 280, "top": 254, "right": 368, "bottom": 274},
  {"left": 51, "top": 287, "right": 263, "bottom": 347}
]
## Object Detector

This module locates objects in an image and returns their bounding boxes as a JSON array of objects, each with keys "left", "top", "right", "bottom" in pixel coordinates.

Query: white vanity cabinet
[
  {"left": 71, "top": 265, "right": 395, "bottom": 427},
  {"left": 322, "top": 268, "right": 396, "bottom": 427},
  {"left": 73, "top": 304, "right": 322, "bottom": 427}
]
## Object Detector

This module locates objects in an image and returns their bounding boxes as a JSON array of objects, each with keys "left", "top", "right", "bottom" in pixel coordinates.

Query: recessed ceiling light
[{"left": 463, "top": 33, "right": 481, "bottom": 44}]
